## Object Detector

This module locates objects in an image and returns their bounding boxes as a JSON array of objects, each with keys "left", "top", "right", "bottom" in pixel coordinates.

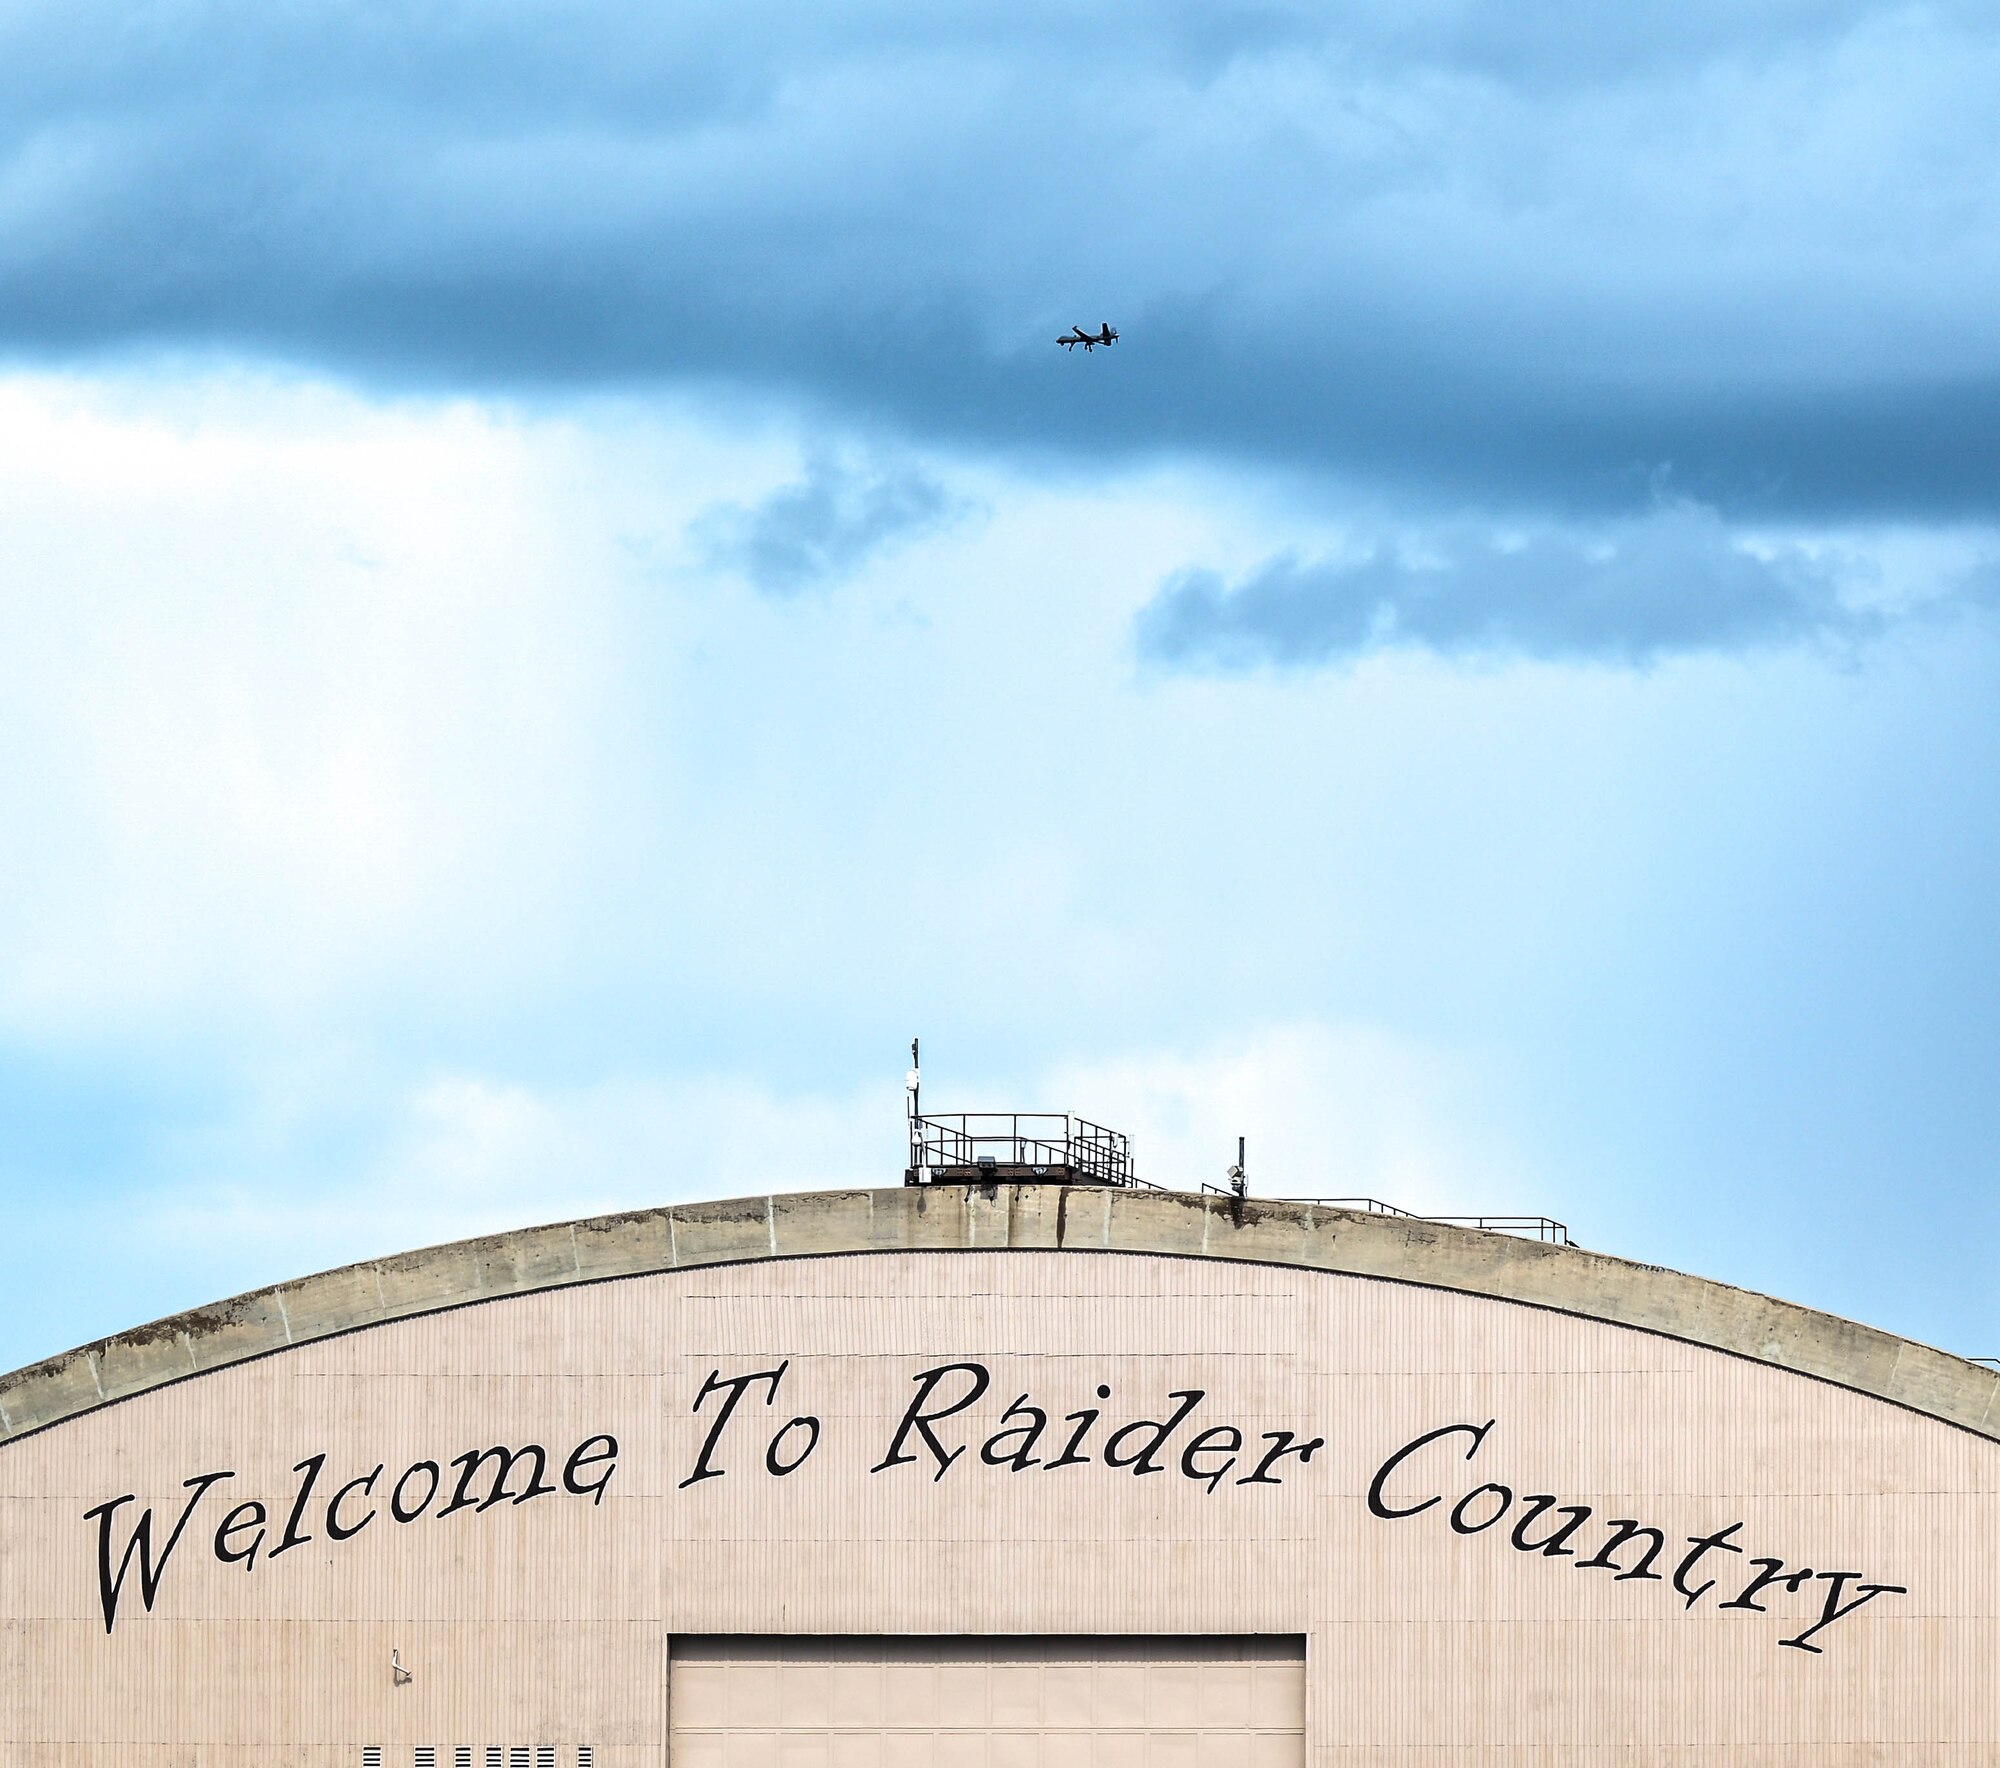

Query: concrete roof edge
[{"left": 2, "top": 1184, "right": 1995, "bottom": 1446}]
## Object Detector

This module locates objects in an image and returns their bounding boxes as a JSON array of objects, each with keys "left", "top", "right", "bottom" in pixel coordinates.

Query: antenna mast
[{"left": 904, "top": 1038, "right": 922, "bottom": 1185}]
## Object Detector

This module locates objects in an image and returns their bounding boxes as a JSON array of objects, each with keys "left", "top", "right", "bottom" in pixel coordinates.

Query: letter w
[{"left": 83, "top": 1470, "right": 234, "bottom": 1634}]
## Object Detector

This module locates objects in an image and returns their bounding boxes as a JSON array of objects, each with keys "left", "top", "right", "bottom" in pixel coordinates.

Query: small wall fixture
[{"left": 392, "top": 1648, "right": 413, "bottom": 1686}]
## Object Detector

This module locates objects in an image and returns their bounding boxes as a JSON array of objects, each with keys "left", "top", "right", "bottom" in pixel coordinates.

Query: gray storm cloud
[
  {"left": 3, "top": 2, "right": 2000, "bottom": 517},
  {"left": 1135, "top": 503, "right": 1876, "bottom": 669},
  {"left": 694, "top": 456, "right": 967, "bottom": 596}
]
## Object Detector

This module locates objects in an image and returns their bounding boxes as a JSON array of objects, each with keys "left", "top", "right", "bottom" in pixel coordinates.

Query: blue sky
[{"left": 2, "top": 0, "right": 1996, "bottom": 1372}]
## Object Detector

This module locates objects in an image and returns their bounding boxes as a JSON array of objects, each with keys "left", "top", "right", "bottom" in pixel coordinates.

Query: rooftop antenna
[
  {"left": 1227, "top": 1135, "right": 1247, "bottom": 1200},
  {"left": 904, "top": 1038, "right": 922, "bottom": 1186}
]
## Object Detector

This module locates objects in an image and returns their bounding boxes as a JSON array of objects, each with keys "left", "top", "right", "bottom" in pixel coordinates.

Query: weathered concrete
[{"left": 2, "top": 1183, "right": 1995, "bottom": 1444}]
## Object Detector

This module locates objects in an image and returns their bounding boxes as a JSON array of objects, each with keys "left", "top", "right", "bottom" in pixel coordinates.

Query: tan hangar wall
[{"left": 1, "top": 1186, "right": 1995, "bottom": 1766}]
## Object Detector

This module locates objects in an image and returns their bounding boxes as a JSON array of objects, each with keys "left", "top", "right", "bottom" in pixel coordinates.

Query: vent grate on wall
[{"left": 352, "top": 1746, "right": 590, "bottom": 1766}]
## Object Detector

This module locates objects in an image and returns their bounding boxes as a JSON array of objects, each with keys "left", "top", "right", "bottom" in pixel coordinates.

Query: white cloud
[
  {"left": 1044, "top": 1021, "right": 1530, "bottom": 1214},
  {"left": 0, "top": 366, "right": 1242, "bottom": 1044},
  {"left": 130, "top": 1020, "right": 1529, "bottom": 1293},
  {"left": 0, "top": 372, "right": 606, "bottom": 1030},
  {"left": 136, "top": 1063, "right": 905, "bottom": 1280},
  {"left": 0, "top": 371, "right": 864, "bottom": 1040}
]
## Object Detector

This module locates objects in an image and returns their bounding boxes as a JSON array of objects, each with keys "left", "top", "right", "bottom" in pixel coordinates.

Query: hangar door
[{"left": 670, "top": 1637, "right": 1306, "bottom": 1768}]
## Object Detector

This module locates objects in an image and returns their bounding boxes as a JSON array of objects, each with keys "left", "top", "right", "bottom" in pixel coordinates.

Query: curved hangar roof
[
  {"left": 4, "top": 1185, "right": 1997, "bottom": 1766},
  {"left": 3, "top": 1185, "right": 1995, "bottom": 1442}
]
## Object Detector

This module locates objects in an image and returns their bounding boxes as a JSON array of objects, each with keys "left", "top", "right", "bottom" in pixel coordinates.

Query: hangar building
[{"left": 2, "top": 1181, "right": 1996, "bottom": 1765}]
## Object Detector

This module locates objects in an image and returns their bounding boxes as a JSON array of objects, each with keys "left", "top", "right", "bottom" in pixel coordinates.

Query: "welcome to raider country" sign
[{"left": 82, "top": 1357, "right": 1905, "bottom": 1655}]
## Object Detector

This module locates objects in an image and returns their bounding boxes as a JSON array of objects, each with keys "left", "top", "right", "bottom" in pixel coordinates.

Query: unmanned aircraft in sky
[{"left": 1057, "top": 323, "right": 1118, "bottom": 351}]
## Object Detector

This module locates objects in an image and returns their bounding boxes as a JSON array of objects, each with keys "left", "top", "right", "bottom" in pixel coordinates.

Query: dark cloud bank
[{"left": 6, "top": 1, "right": 2000, "bottom": 523}]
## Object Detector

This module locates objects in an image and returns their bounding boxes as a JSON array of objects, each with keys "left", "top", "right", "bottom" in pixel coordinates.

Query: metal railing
[
  {"left": 1972, "top": 1357, "right": 2000, "bottom": 1372},
  {"left": 1274, "top": 1195, "right": 1573, "bottom": 1245},
  {"left": 908, "top": 1112, "right": 1151, "bottom": 1188}
]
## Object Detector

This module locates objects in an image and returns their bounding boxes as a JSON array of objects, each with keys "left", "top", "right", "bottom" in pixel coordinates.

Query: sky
[{"left": 2, "top": 0, "right": 1997, "bottom": 1374}]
